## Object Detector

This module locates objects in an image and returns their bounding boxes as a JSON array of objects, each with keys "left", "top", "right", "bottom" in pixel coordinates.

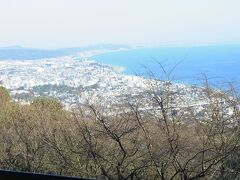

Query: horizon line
[{"left": 1, "top": 41, "right": 240, "bottom": 50}]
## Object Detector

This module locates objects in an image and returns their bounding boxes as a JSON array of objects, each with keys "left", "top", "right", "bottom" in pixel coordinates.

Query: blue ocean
[{"left": 92, "top": 45, "right": 240, "bottom": 89}]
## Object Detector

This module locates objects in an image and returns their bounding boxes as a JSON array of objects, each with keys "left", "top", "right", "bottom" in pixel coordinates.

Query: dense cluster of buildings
[{"left": 0, "top": 56, "right": 209, "bottom": 113}]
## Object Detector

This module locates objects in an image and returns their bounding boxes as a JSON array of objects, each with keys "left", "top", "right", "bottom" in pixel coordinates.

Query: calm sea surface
[{"left": 93, "top": 45, "right": 240, "bottom": 89}]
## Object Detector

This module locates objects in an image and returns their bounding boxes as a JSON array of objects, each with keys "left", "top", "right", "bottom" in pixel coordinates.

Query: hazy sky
[{"left": 0, "top": 0, "right": 240, "bottom": 48}]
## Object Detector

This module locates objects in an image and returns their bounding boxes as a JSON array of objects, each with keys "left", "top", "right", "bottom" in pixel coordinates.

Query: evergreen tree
[{"left": 0, "top": 86, "right": 11, "bottom": 105}]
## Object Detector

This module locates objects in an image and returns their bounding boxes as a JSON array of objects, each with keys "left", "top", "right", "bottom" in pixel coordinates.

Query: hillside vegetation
[{"left": 0, "top": 85, "right": 239, "bottom": 180}]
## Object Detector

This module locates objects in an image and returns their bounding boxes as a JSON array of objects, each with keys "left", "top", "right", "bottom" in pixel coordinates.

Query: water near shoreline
[{"left": 92, "top": 45, "right": 240, "bottom": 88}]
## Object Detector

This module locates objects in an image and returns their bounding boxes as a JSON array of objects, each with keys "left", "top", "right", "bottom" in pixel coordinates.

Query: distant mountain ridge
[{"left": 0, "top": 44, "right": 130, "bottom": 60}]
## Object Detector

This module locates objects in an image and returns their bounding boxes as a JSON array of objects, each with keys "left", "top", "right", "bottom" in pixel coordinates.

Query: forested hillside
[{"left": 0, "top": 84, "right": 239, "bottom": 180}]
